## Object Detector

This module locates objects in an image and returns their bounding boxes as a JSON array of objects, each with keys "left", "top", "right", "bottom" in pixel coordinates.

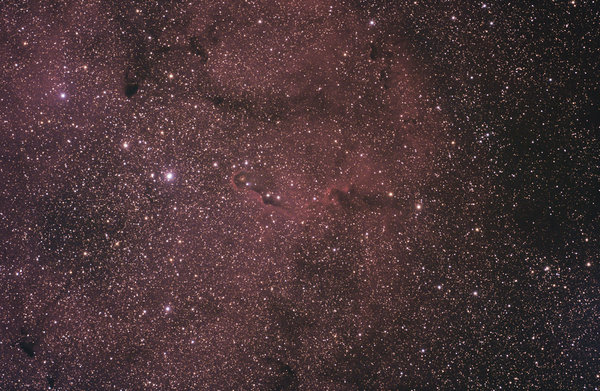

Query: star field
[{"left": 1, "top": 0, "right": 599, "bottom": 389}]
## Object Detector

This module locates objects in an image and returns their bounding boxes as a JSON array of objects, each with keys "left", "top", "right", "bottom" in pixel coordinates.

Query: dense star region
[{"left": 1, "top": 0, "right": 599, "bottom": 389}]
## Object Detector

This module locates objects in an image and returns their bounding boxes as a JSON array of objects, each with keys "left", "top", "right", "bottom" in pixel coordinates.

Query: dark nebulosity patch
[
  {"left": 263, "top": 358, "right": 298, "bottom": 391},
  {"left": 369, "top": 43, "right": 381, "bottom": 60},
  {"left": 156, "top": 45, "right": 172, "bottom": 54},
  {"left": 38, "top": 189, "right": 125, "bottom": 265},
  {"left": 189, "top": 36, "right": 209, "bottom": 62},
  {"left": 47, "top": 372, "right": 57, "bottom": 388},
  {"left": 17, "top": 328, "right": 38, "bottom": 358},
  {"left": 18, "top": 339, "right": 36, "bottom": 358},
  {"left": 261, "top": 194, "right": 280, "bottom": 206},
  {"left": 124, "top": 64, "right": 144, "bottom": 98},
  {"left": 329, "top": 185, "right": 403, "bottom": 212},
  {"left": 379, "top": 69, "right": 390, "bottom": 89},
  {"left": 233, "top": 171, "right": 257, "bottom": 191},
  {"left": 208, "top": 95, "right": 224, "bottom": 106},
  {"left": 124, "top": 83, "right": 139, "bottom": 98},
  {"left": 233, "top": 170, "right": 283, "bottom": 206}
]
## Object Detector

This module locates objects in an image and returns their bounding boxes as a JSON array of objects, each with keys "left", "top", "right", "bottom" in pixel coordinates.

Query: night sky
[{"left": 1, "top": 0, "right": 599, "bottom": 389}]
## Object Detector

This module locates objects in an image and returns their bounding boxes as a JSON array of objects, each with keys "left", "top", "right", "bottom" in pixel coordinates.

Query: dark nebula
[
  {"left": 328, "top": 185, "right": 405, "bottom": 212},
  {"left": 1, "top": 0, "right": 598, "bottom": 389},
  {"left": 18, "top": 340, "right": 36, "bottom": 358},
  {"left": 46, "top": 372, "right": 56, "bottom": 389},
  {"left": 233, "top": 170, "right": 284, "bottom": 207},
  {"left": 124, "top": 83, "right": 139, "bottom": 98},
  {"left": 188, "top": 36, "right": 209, "bottom": 63}
]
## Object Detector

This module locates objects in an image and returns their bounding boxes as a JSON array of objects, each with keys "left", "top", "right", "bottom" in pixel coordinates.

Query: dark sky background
[{"left": 1, "top": 0, "right": 599, "bottom": 389}]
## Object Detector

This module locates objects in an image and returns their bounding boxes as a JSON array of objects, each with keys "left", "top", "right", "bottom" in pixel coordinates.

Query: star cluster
[{"left": 1, "top": 0, "right": 598, "bottom": 389}]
